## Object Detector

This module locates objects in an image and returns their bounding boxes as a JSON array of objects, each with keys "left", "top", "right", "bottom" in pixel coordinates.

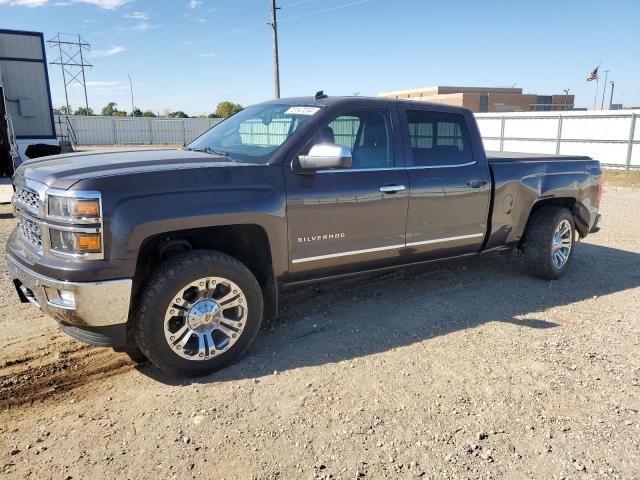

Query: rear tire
[
  {"left": 133, "top": 250, "right": 263, "bottom": 377},
  {"left": 522, "top": 206, "right": 575, "bottom": 280}
]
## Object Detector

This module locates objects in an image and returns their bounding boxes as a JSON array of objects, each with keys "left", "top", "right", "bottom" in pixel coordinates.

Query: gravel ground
[{"left": 0, "top": 187, "right": 639, "bottom": 479}]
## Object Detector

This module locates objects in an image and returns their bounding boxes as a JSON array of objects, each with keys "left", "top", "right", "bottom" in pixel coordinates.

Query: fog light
[{"left": 44, "top": 286, "right": 76, "bottom": 308}]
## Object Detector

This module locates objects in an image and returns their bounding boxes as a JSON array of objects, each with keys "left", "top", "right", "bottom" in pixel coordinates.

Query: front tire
[
  {"left": 133, "top": 250, "right": 263, "bottom": 377},
  {"left": 522, "top": 206, "right": 575, "bottom": 280}
]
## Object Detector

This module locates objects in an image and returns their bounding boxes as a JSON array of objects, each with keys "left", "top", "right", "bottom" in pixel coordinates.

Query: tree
[
  {"left": 168, "top": 111, "right": 189, "bottom": 118},
  {"left": 74, "top": 107, "right": 94, "bottom": 116},
  {"left": 211, "top": 101, "right": 243, "bottom": 118},
  {"left": 56, "top": 105, "right": 72, "bottom": 115},
  {"left": 141, "top": 110, "right": 157, "bottom": 117},
  {"left": 113, "top": 110, "right": 127, "bottom": 117},
  {"left": 132, "top": 107, "right": 143, "bottom": 117},
  {"left": 101, "top": 102, "right": 118, "bottom": 116}
]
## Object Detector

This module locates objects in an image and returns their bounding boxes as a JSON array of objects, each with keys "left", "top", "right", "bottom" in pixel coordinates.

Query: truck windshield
[{"left": 188, "top": 103, "right": 320, "bottom": 163}]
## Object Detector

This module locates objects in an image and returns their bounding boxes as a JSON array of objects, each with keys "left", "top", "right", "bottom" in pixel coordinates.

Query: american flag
[{"left": 586, "top": 67, "right": 599, "bottom": 81}]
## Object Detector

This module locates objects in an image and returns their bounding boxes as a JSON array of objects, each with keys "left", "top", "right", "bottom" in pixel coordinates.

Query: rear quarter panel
[{"left": 486, "top": 158, "right": 601, "bottom": 249}]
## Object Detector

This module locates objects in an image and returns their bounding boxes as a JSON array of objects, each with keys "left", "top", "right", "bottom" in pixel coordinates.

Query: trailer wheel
[
  {"left": 133, "top": 250, "right": 263, "bottom": 377},
  {"left": 522, "top": 206, "right": 575, "bottom": 280}
]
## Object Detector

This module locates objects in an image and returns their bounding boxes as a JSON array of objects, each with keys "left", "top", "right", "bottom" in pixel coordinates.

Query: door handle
[
  {"left": 466, "top": 179, "right": 487, "bottom": 188},
  {"left": 379, "top": 184, "right": 406, "bottom": 194}
]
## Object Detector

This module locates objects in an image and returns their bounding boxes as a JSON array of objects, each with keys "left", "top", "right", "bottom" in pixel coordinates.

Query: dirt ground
[{"left": 0, "top": 187, "right": 639, "bottom": 480}]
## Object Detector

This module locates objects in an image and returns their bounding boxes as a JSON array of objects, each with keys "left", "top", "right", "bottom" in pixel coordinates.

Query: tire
[
  {"left": 133, "top": 250, "right": 263, "bottom": 377},
  {"left": 522, "top": 206, "right": 575, "bottom": 280}
]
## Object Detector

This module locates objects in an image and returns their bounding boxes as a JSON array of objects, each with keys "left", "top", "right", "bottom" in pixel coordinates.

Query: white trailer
[{"left": 0, "top": 28, "right": 59, "bottom": 178}]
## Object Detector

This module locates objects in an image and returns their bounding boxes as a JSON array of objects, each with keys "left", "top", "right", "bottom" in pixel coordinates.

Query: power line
[
  {"left": 233, "top": 0, "right": 373, "bottom": 35},
  {"left": 277, "top": 0, "right": 373, "bottom": 23},
  {"left": 279, "top": 0, "right": 318, "bottom": 7}
]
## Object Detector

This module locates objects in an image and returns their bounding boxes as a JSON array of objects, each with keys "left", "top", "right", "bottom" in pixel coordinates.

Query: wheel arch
[
  {"left": 519, "top": 197, "right": 589, "bottom": 249},
  {"left": 132, "top": 223, "right": 278, "bottom": 325}
]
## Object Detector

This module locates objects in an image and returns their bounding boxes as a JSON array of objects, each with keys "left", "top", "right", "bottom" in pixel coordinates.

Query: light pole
[
  {"left": 608, "top": 81, "right": 615, "bottom": 109},
  {"left": 563, "top": 89, "right": 570, "bottom": 111},
  {"left": 600, "top": 70, "right": 609, "bottom": 110},
  {"left": 127, "top": 73, "right": 135, "bottom": 116}
]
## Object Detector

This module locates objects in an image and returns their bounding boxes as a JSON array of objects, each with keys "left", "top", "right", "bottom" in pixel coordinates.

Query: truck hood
[{"left": 17, "top": 148, "right": 241, "bottom": 189}]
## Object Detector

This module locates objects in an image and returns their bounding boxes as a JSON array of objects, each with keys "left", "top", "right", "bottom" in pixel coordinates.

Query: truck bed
[{"left": 487, "top": 151, "right": 592, "bottom": 163}]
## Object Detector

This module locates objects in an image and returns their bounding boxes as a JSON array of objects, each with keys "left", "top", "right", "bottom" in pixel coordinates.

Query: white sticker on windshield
[{"left": 285, "top": 106, "right": 321, "bottom": 116}]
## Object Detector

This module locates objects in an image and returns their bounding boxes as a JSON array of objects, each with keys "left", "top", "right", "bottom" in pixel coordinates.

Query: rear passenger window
[{"left": 406, "top": 110, "right": 473, "bottom": 166}]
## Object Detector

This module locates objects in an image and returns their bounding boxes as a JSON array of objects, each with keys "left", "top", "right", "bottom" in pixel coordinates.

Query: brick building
[{"left": 378, "top": 86, "right": 575, "bottom": 112}]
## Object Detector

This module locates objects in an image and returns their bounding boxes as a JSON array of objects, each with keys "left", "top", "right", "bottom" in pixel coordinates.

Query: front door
[{"left": 285, "top": 105, "right": 409, "bottom": 280}]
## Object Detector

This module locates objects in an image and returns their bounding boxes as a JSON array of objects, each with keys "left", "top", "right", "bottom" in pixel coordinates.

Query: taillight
[{"left": 597, "top": 173, "right": 604, "bottom": 202}]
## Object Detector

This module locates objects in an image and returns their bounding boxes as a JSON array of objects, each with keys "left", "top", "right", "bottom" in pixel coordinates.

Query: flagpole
[{"left": 593, "top": 60, "right": 601, "bottom": 110}]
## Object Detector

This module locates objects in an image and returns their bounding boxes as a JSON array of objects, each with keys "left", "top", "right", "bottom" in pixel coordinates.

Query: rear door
[
  {"left": 400, "top": 107, "right": 491, "bottom": 259},
  {"left": 284, "top": 103, "right": 409, "bottom": 280}
]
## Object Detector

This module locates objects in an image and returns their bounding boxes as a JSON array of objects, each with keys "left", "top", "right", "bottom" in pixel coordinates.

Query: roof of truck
[{"left": 264, "top": 95, "right": 474, "bottom": 114}]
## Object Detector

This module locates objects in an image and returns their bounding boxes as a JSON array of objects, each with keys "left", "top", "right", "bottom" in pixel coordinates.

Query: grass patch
[{"left": 604, "top": 169, "right": 640, "bottom": 189}]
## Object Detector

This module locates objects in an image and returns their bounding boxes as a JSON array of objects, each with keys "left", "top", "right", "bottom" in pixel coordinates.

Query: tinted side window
[
  {"left": 406, "top": 110, "right": 473, "bottom": 166},
  {"left": 310, "top": 108, "right": 394, "bottom": 170}
]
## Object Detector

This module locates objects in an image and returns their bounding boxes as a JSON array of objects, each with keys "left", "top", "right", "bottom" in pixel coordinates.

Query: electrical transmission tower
[{"left": 47, "top": 33, "right": 93, "bottom": 114}]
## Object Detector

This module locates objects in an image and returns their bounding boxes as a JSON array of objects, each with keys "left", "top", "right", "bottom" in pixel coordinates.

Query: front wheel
[
  {"left": 522, "top": 206, "right": 575, "bottom": 280},
  {"left": 133, "top": 250, "right": 263, "bottom": 377}
]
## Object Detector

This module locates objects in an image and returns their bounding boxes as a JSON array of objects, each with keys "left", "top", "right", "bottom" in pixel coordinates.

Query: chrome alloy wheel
[
  {"left": 163, "top": 277, "right": 247, "bottom": 361},
  {"left": 552, "top": 219, "right": 572, "bottom": 269}
]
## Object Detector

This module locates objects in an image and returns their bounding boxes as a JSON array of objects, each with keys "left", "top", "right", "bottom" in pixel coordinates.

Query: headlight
[
  {"left": 47, "top": 195, "right": 101, "bottom": 222},
  {"left": 49, "top": 228, "right": 102, "bottom": 255}
]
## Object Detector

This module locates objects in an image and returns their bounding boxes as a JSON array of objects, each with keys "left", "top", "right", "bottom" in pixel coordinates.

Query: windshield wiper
[
  {"left": 185, "top": 146, "right": 233, "bottom": 159},
  {"left": 206, "top": 148, "right": 229, "bottom": 157}
]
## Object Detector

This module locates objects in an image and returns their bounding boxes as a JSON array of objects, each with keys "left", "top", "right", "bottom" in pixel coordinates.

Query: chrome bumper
[{"left": 6, "top": 254, "right": 132, "bottom": 328}]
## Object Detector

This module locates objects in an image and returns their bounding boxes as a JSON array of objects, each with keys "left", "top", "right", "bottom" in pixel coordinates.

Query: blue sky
[{"left": 2, "top": 0, "right": 639, "bottom": 115}]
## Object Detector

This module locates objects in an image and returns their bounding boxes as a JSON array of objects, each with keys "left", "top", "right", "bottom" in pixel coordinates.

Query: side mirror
[{"left": 297, "top": 144, "right": 352, "bottom": 172}]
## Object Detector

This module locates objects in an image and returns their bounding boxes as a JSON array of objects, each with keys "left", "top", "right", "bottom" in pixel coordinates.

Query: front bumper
[{"left": 6, "top": 253, "right": 132, "bottom": 345}]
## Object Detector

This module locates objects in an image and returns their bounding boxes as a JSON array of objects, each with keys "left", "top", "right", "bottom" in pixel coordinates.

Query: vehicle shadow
[{"left": 139, "top": 242, "right": 640, "bottom": 385}]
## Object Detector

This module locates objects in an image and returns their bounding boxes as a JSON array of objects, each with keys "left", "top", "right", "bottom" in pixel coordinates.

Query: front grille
[
  {"left": 14, "top": 184, "right": 40, "bottom": 212},
  {"left": 18, "top": 215, "right": 43, "bottom": 251}
]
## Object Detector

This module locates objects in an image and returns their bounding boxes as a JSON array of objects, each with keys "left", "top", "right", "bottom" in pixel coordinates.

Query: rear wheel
[
  {"left": 133, "top": 250, "right": 263, "bottom": 377},
  {"left": 522, "top": 206, "right": 575, "bottom": 280}
]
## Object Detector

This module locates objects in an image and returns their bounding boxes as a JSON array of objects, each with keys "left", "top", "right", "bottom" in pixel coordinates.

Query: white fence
[
  {"left": 476, "top": 110, "right": 639, "bottom": 169},
  {"left": 55, "top": 115, "right": 222, "bottom": 146},
  {"left": 55, "top": 110, "right": 640, "bottom": 169}
]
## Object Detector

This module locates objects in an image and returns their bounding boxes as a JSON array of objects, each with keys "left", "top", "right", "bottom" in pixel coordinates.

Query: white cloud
[
  {"left": 195, "top": 17, "right": 206, "bottom": 23},
  {"left": 85, "top": 80, "right": 122, "bottom": 87},
  {"left": 90, "top": 45, "right": 126, "bottom": 57},
  {"left": 189, "top": 0, "right": 202, "bottom": 8},
  {"left": 199, "top": 52, "right": 217, "bottom": 58},
  {"left": 0, "top": 0, "right": 47, "bottom": 5},
  {"left": 123, "top": 11, "right": 148, "bottom": 20},
  {"left": 0, "top": 0, "right": 129, "bottom": 8},
  {"left": 132, "top": 22, "right": 150, "bottom": 31}
]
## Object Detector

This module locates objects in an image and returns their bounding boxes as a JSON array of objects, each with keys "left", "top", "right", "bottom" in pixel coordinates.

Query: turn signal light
[
  {"left": 75, "top": 233, "right": 101, "bottom": 252},
  {"left": 75, "top": 200, "right": 100, "bottom": 217}
]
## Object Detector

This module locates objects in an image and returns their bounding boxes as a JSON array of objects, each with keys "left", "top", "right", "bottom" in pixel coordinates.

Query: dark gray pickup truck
[{"left": 6, "top": 95, "right": 603, "bottom": 376}]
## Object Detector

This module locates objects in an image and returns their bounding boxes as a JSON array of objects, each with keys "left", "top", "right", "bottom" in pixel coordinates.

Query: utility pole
[
  {"left": 563, "top": 89, "right": 570, "bottom": 111},
  {"left": 608, "top": 81, "right": 615, "bottom": 109},
  {"left": 127, "top": 73, "right": 135, "bottom": 116},
  {"left": 48, "top": 33, "right": 92, "bottom": 114},
  {"left": 600, "top": 70, "right": 609, "bottom": 110},
  {"left": 269, "top": 0, "right": 281, "bottom": 99}
]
